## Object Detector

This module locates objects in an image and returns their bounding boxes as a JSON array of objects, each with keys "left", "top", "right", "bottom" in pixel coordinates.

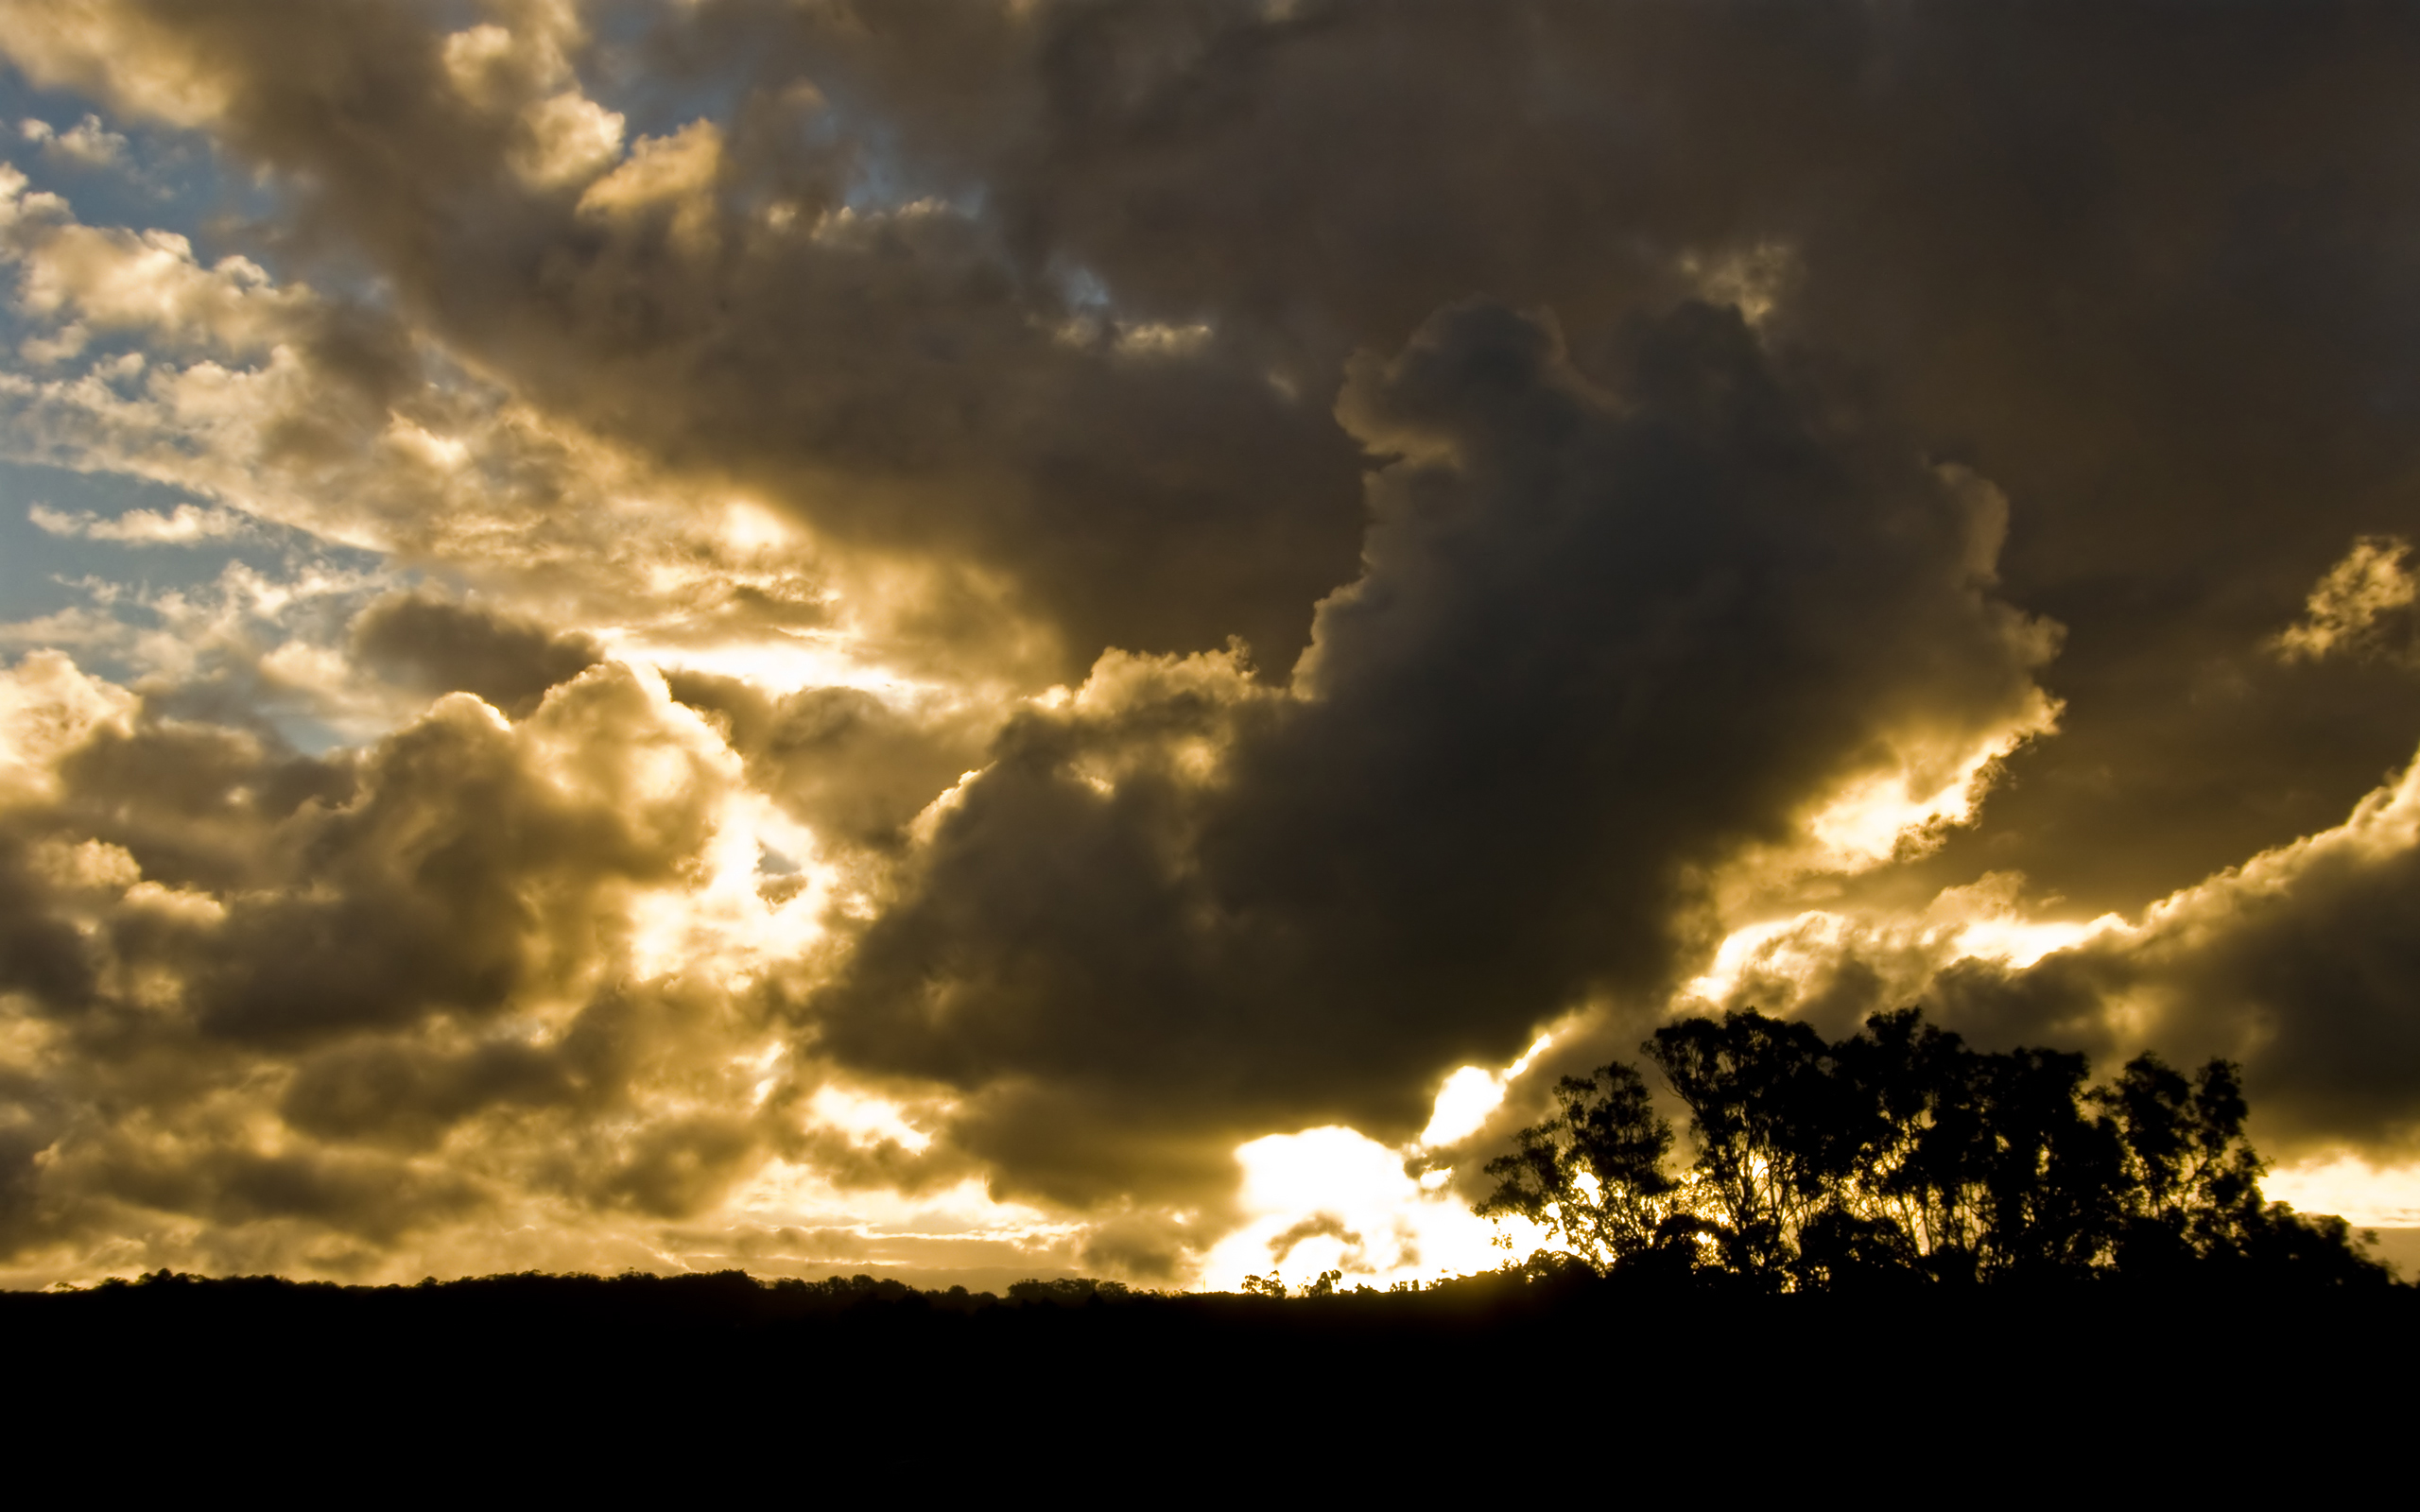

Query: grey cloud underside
[
  {"left": 1937, "top": 861, "right": 2420, "bottom": 1160},
  {"left": 352, "top": 592, "right": 603, "bottom": 719},
  {"left": 663, "top": 670, "right": 989, "bottom": 852},
  {"left": 828, "top": 0, "right": 2420, "bottom": 905},
  {"left": 811, "top": 301, "right": 2050, "bottom": 1204},
  {"left": 1717, "top": 855, "right": 2420, "bottom": 1161},
  {"left": 3, "top": 0, "right": 2419, "bottom": 1261}
]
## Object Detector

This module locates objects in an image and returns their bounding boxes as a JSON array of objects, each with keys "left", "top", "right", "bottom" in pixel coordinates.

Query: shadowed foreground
[{"left": 10, "top": 1263, "right": 2413, "bottom": 1445}]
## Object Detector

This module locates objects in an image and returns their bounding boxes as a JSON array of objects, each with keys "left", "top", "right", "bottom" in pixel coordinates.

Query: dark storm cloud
[
  {"left": 762, "top": 0, "right": 2420, "bottom": 906},
  {"left": 1920, "top": 764, "right": 2420, "bottom": 1159},
  {"left": 48, "top": 717, "right": 356, "bottom": 899},
  {"left": 665, "top": 670, "right": 987, "bottom": 851},
  {"left": 0, "top": 664, "right": 712, "bottom": 1036},
  {"left": 0, "top": 835, "right": 96, "bottom": 1007},
  {"left": 810, "top": 300, "right": 2051, "bottom": 1204},
  {"left": 352, "top": 590, "right": 603, "bottom": 718},
  {"left": 190, "top": 669, "right": 725, "bottom": 1043},
  {"left": 276, "top": 976, "right": 796, "bottom": 1223},
  {"left": 1647, "top": 752, "right": 2420, "bottom": 1163}
]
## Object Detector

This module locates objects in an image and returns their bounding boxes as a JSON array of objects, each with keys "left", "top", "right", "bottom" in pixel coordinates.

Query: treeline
[{"left": 1479, "top": 1007, "right": 2392, "bottom": 1290}]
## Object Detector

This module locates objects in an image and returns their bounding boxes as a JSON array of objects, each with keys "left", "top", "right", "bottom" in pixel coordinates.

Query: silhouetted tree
[
  {"left": 2097, "top": 1053, "right": 2265, "bottom": 1273},
  {"left": 1645, "top": 1011, "right": 1854, "bottom": 1275},
  {"left": 1477, "top": 1007, "right": 2393, "bottom": 1291},
  {"left": 1476, "top": 1062, "right": 1676, "bottom": 1269}
]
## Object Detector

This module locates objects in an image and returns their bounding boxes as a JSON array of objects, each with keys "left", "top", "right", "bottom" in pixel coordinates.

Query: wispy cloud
[
  {"left": 29, "top": 500, "right": 247, "bottom": 543},
  {"left": 19, "top": 113, "right": 130, "bottom": 173}
]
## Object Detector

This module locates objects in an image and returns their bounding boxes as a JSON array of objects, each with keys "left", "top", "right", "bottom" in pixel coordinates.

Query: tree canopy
[{"left": 1477, "top": 1008, "right": 2390, "bottom": 1290}]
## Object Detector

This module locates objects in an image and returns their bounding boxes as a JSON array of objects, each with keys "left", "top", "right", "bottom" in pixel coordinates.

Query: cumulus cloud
[
  {"left": 4, "top": 0, "right": 1366, "bottom": 679},
  {"left": 1919, "top": 746, "right": 2420, "bottom": 1159},
  {"left": 1, "top": 165, "right": 308, "bottom": 355},
  {"left": 350, "top": 591, "right": 602, "bottom": 719},
  {"left": 19, "top": 115, "right": 131, "bottom": 174},
  {"left": 1616, "top": 747, "right": 2420, "bottom": 1168},
  {"left": 807, "top": 300, "right": 2055, "bottom": 1205},
  {"left": 663, "top": 670, "right": 991, "bottom": 854},
  {"left": 12, "top": 0, "right": 2408, "bottom": 906},
  {"left": 0, "top": 651, "right": 845, "bottom": 1271}
]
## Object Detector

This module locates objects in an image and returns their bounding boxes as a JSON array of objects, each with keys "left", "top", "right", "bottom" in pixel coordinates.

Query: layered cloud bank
[{"left": 1, "top": 2, "right": 2416, "bottom": 1286}]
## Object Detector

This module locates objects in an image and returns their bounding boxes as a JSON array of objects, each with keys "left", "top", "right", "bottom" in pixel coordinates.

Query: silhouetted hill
[
  {"left": 8, "top": 1263, "right": 2411, "bottom": 1485},
  {"left": 12, "top": 1263, "right": 2411, "bottom": 1385}
]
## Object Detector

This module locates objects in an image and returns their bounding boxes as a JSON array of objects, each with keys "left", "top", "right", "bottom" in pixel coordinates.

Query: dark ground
[{"left": 8, "top": 1264, "right": 2411, "bottom": 1456}]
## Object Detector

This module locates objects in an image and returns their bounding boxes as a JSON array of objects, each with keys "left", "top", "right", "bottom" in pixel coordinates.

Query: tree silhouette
[
  {"left": 1478, "top": 1007, "right": 2393, "bottom": 1290},
  {"left": 2098, "top": 1053, "right": 2265, "bottom": 1273},
  {"left": 1475, "top": 1061, "right": 1676, "bottom": 1269}
]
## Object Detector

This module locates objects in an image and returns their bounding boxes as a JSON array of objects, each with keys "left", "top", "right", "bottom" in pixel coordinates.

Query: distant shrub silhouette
[
  {"left": 1007, "top": 1277, "right": 1132, "bottom": 1306},
  {"left": 1478, "top": 1007, "right": 2392, "bottom": 1290}
]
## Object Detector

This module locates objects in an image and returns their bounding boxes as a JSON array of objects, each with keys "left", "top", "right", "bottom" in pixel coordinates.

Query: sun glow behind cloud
[
  {"left": 1419, "top": 1033, "right": 1555, "bottom": 1147},
  {"left": 622, "top": 786, "right": 834, "bottom": 982},
  {"left": 1802, "top": 702, "right": 2059, "bottom": 869},
  {"left": 1686, "top": 886, "right": 2128, "bottom": 1008},
  {"left": 2262, "top": 1154, "right": 2420, "bottom": 1229},
  {"left": 1200, "top": 1126, "right": 1524, "bottom": 1292},
  {"left": 1193, "top": 1035, "right": 1564, "bottom": 1293},
  {"left": 605, "top": 635, "right": 926, "bottom": 701}
]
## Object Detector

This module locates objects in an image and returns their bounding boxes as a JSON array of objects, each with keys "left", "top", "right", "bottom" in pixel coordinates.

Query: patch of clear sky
[
  {"left": 0, "top": 20, "right": 1011, "bottom": 713},
  {"left": 0, "top": 64, "right": 344, "bottom": 650}
]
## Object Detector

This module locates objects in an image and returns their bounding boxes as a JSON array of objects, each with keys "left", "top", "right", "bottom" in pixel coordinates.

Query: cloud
[
  {"left": 12, "top": 0, "right": 2405, "bottom": 909},
  {"left": 0, "top": 173, "right": 1071, "bottom": 696},
  {"left": 1, "top": 3, "right": 2419, "bottom": 1280},
  {"left": 2, "top": 2, "right": 1366, "bottom": 679},
  {"left": 662, "top": 669, "right": 990, "bottom": 853},
  {"left": 0, "top": 634, "right": 1040, "bottom": 1283},
  {"left": 807, "top": 300, "right": 2055, "bottom": 1206},
  {"left": 350, "top": 591, "right": 602, "bottom": 719},
  {"left": 1634, "top": 744, "right": 2420, "bottom": 1166},
  {"left": 0, "top": 650, "right": 136, "bottom": 806},
  {"left": 0, "top": 650, "right": 856, "bottom": 1267},
  {"left": 2273, "top": 536, "right": 2418, "bottom": 664},
  {"left": 1921, "top": 744, "right": 2420, "bottom": 1159},
  {"left": 2, "top": 165, "right": 310, "bottom": 354},
  {"left": 28, "top": 501, "right": 247, "bottom": 544},
  {"left": 19, "top": 115, "right": 131, "bottom": 173}
]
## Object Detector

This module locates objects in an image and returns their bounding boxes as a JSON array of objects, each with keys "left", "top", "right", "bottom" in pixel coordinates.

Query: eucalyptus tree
[{"left": 1474, "top": 1007, "right": 2392, "bottom": 1290}]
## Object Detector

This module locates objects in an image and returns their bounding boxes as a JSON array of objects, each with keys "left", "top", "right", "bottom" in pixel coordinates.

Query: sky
[{"left": 0, "top": 0, "right": 2416, "bottom": 1291}]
